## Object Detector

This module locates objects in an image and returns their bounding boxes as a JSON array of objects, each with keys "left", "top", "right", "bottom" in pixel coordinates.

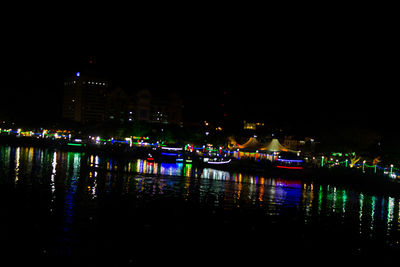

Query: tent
[
  {"left": 260, "top": 138, "right": 299, "bottom": 153},
  {"left": 237, "top": 137, "right": 300, "bottom": 153},
  {"left": 237, "top": 137, "right": 263, "bottom": 150}
]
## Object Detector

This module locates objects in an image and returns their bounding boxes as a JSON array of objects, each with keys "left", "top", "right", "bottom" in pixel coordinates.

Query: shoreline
[{"left": 1, "top": 136, "right": 400, "bottom": 197}]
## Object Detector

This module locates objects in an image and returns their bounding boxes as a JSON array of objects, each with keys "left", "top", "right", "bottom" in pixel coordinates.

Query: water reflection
[{"left": 1, "top": 146, "right": 400, "bottom": 260}]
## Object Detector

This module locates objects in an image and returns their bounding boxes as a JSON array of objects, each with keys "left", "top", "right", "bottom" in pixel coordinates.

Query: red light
[{"left": 276, "top": 166, "right": 303, "bottom": 170}]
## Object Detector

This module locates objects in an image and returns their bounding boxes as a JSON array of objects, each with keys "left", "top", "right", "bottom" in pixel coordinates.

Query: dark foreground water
[{"left": 1, "top": 146, "right": 400, "bottom": 265}]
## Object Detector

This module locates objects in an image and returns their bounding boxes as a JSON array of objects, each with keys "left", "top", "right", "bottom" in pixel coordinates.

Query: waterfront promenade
[{"left": 1, "top": 135, "right": 400, "bottom": 198}]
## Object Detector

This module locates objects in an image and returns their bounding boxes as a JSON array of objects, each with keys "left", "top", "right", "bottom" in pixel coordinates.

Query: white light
[
  {"left": 208, "top": 159, "right": 232, "bottom": 165},
  {"left": 162, "top": 147, "right": 183, "bottom": 151}
]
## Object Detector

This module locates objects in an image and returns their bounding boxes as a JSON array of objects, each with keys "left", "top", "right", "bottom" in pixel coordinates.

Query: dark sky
[{"left": 0, "top": 10, "right": 397, "bottom": 132}]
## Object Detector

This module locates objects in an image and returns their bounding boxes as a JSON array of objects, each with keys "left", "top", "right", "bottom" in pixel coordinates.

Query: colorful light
[
  {"left": 67, "top": 143, "right": 82, "bottom": 147},
  {"left": 207, "top": 159, "right": 231, "bottom": 165},
  {"left": 162, "top": 147, "right": 183, "bottom": 151},
  {"left": 276, "top": 166, "right": 303, "bottom": 170},
  {"left": 276, "top": 159, "right": 303, "bottom": 163},
  {"left": 161, "top": 152, "right": 178, "bottom": 156}
]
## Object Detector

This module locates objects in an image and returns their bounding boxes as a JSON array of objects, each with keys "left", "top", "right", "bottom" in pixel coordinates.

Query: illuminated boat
[
  {"left": 160, "top": 146, "right": 184, "bottom": 163},
  {"left": 204, "top": 157, "right": 232, "bottom": 165},
  {"left": 275, "top": 152, "right": 304, "bottom": 170}
]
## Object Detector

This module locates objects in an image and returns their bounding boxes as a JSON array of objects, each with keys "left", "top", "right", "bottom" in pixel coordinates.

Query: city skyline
[
  {"left": 1, "top": 13, "right": 396, "bottom": 132},
  {"left": 1, "top": 52, "right": 394, "bottom": 129},
  {"left": 2, "top": 2, "right": 397, "bottom": 131}
]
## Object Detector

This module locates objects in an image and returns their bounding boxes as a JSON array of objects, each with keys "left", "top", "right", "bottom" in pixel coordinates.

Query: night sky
[{"left": 1, "top": 11, "right": 397, "bottom": 134}]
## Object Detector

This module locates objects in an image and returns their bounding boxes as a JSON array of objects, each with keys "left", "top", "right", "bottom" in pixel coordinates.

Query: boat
[
  {"left": 159, "top": 146, "right": 187, "bottom": 163},
  {"left": 274, "top": 152, "right": 304, "bottom": 170},
  {"left": 200, "top": 156, "right": 233, "bottom": 170},
  {"left": 205, "top": 157, "right": 232, "bottom": 165}
]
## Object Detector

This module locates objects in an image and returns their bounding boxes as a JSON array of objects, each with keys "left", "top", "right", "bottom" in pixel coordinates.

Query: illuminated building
[
  {"left": 136, "top": 89, "right": 151, "bottom": 121},
  {"left": 134, "top": 89, "right": 183, "bottom": 126},
  {"left": 243, "top": 121, "right": 264, "bottom": 130},
  {"left": 105, "top": 87, "right": 134, "bottom": 123},
  {"left": 282, "top": 136, "right": 301, "bottom": 151},
  {"left": 102, "top": 88, "right": 183, "bottom": 126},
  {"left": 62, "top": 71, "right": 109, "bottom": 124}
]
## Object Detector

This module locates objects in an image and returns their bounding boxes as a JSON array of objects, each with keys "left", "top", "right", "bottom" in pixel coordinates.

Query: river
[{"left": 1, "top": 146, "right": 399, "bottom": 264}]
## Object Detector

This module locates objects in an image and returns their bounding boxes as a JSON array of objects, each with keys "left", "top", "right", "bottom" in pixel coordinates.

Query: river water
[{"left": 1, "top": 146, "right": 400, "bottom": 264}]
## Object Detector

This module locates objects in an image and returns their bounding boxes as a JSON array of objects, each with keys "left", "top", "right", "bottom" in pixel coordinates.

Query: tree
[
  {"left": 126, "top": 121, "right": 151, "bottom": 138},
  {"left": 349, "top": 154, "right": 361, "bottom": 168}
]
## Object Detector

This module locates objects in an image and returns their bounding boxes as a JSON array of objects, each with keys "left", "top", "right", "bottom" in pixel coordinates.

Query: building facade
[
  {"left": 133, "top": 89, "right": 183, "bottom": 127},
  {"left": 62, "top": 72, "right": 109, "bottom": 124},
  {"left": 102, "top": 88, "right": 183, "bottom": 126},
  {"left": 63, "top": 69, "right": 183, "bottom": 126}
]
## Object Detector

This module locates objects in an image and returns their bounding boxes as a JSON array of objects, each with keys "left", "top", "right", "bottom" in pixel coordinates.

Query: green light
[{"left": 68, "top": 143, "right": 82, "bottom": 147}]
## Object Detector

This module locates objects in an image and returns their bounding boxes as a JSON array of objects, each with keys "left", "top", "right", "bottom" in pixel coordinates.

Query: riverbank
[
  {"left": 2, "top": 135, "right": 400, "bottom": 197},
  {"left": 198, "top": 159, "right": 400, "bottom": 197},
  {"left": 0, "top": 135, "right": 153, "bottom": 158}
]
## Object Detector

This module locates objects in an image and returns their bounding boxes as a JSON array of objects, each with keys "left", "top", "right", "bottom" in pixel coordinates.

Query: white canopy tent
[
  {"left": 260, "top": 138, "right": 299, "bottom": 153},
  {"left": 237, "top": 137, "right": 262, "bottom": 150},
  {"left": 237, "top": 137, "right": 299, "bottom": 153}
]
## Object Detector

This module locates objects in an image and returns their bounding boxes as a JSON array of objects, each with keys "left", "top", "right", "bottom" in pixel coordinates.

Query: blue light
[
  {"left": 161, "top": 152, "right": 178, "bottom": 156},
  {"left": 276, "top": 159, "right": 303, "bottom": 163},
  {"left": 76, "top": 72, "right": 80, "bottom": 77}
]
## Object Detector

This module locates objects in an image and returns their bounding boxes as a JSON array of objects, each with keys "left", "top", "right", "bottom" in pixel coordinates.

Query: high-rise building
[
  {"left": 134, "top": 89, "right": 183, "bottom": 127},
  {"left": 105, "top": 86, "right": 135, "bottom": 123},
  {"left": 102, "top": 87, "right": 183, "bottom": 126},
  {"left": 62, "top": 71, "right": 109, "bottom": 124}
]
